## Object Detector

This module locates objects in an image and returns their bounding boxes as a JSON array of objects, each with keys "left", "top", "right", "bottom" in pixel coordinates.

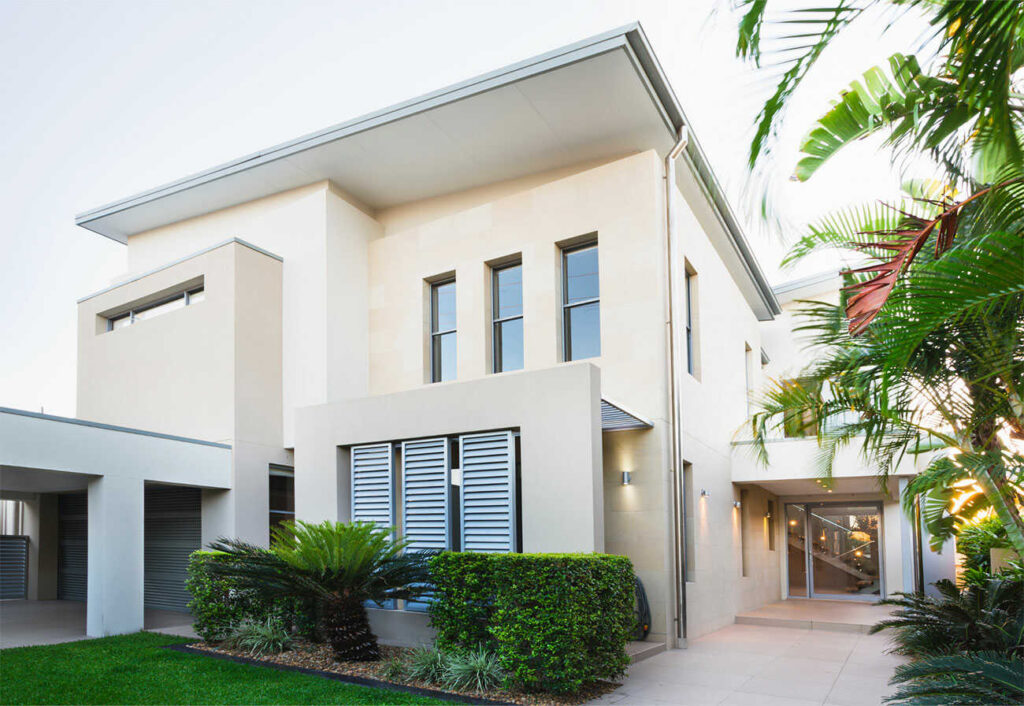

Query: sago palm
[
  {"left": 885, "top": 651, "right": 1024, "bottom": 705},
  {"left": 208, "top": 520, "right": 432, "bottom": 661},
  {"left": 870, "top": 576, "right": 1024, "bottom": 658}
]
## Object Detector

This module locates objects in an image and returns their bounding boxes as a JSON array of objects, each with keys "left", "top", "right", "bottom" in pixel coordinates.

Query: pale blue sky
[{"left": 0, "top": 0, "right": 924, "bottom": 416}]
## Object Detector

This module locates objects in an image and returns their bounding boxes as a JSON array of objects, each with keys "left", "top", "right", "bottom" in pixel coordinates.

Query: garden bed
[{"left": 186, "top": 639, "right": 620, "bottom": 706}]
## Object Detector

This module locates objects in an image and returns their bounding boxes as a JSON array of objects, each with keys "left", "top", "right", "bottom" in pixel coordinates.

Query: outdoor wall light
[
  {"left": 621, "top": 471, "right": 632, "bottom": 486},
  {"left": 700, "top": 489, "right": 710, "bottom": 498},
  {"left": 765, "top": 511, "right": 772, "bottom": 519},
  {"left": 733, "top": 501, "right": 742, "bottom": 509},
  {"left": 789, "top": 519, "right": 798, "bottom": 526}
]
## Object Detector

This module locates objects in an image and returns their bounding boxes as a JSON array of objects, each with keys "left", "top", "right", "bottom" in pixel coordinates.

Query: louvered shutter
[
  {"left": 0, "top": 536, "right": 28, "bottom": 599},
  {"left": 58, "top": 493, "right": 88, "bottom": 602},
  {"left": 459, "top": 431, "right": 517, "bottom": 553},
  {"left": 401, "top": 438, "right": 450, "bottom": 612},
  {"left": 401, "top": 438, "right": 450, "bottom": 551},
  {"left": 351, "top": 444, "right": 394, "bottom": 527},
  {"left": 144, "top": 485, "right": 201, "bottom": 612}
]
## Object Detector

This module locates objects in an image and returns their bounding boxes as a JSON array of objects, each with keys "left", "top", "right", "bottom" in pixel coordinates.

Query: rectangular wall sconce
[
  {"left": 621, "top": 471, "right": 632, "bottom": 486},
  {"left": 700, "top": 489, "right": 710, "bottom": 498}
]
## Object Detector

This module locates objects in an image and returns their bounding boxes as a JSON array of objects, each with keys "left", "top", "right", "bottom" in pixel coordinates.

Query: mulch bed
[{"left": 184, "top": 640, "right": 620, "bottom": 706}]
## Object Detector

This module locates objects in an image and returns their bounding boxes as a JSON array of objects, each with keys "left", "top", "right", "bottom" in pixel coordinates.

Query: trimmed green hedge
[
  {"left": 186, "top": 550, "right": 315, "bottom": 642},
  {"left": 429, "top": 552, "right": 634, "bottom": 694}
]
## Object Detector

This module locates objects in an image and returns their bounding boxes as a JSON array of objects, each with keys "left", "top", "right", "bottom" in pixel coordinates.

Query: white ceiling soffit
[{"left": 74, "top": 23, "right": 779, "bottom": 319}]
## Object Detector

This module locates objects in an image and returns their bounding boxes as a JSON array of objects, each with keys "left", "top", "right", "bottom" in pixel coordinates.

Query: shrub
[
  {"left": 379, "top": 654, "right": 408, "bottom": 681},
  {"left": 957, "top": 516, "right": 1008, "bottom": 571},
  {"left": 186, "top": 550, "right": 314, "bottom": 643},
  {"left": 405, "top": 646, "right": 449, "bottom": 683},
  {"left": 429, "top": 552, "right": 634, "bottom": 694},
  {"left": 428, "top": 552, "right": 495, "bottom": 650},
  {"left": 223, "top": 617, "right": 293, "bottom": 657},
  {"left": 442, "top": 646, "right": 504, "bottom": 692}
]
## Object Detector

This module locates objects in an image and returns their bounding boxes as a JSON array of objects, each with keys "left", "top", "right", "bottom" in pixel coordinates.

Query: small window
[
  {"left": 562, "top": 241, "right": 600, "bottom": 361},
  {"left": 740, "top": 489, "right": 750, "bottom": 577},
  {"left": 430, "top": 279, "right": 456, "bottom": 383},
  {"left": 269, "top": 466, "right": 295, "bottom": 541},
  {"left": 106, "top": 286, "right": 205, "bottom": 331},
  {"left": 684, "top": 266, "right": 698, "bottom": 376},
  {"left": 492, "top": 262, "right": 523, "bottom": 373}
]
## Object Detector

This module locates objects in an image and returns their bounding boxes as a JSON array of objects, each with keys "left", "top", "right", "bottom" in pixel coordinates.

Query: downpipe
[{"left": 663, "top": 127, "right": 689, "bottom": 645}]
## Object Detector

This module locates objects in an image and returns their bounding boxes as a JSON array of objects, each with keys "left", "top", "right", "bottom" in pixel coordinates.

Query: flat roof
[{"left": 75, "top": 23, "right": 780, "bottom": 319}]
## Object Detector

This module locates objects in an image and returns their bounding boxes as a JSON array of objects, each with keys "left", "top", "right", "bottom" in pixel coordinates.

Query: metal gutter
[{"left": 0, "top": 407, "right": 232, "bottom": 449}]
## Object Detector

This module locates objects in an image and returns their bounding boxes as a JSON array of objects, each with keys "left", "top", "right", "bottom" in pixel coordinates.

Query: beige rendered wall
[
  {"left": 76, "top": 240, "right": 285, "bottom": 544},
  {"left": 673, "top": 180, "right": 782, "bottom": 639},
  {"left": 123, "top": 181, "right": 381, "bottom": 447},
  {"left": 294, "top": 363, "right": 604, "bottom": 554},
  {"left": 370, "top": 151, "right": 676, "bottom": 640}
]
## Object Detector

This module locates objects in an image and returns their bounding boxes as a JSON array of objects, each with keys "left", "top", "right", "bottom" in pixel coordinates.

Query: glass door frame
[{"left": 785, "top": 501, "right": 885, "bottom": 602}]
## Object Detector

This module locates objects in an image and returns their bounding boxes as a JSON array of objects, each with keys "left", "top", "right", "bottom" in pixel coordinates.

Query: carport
[{"left": 0, "top": 407, "right": 231, "bottom": 638}]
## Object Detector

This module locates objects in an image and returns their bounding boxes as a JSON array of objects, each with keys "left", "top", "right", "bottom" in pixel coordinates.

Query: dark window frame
[
  {"left": 561, "top": 240, "right": 600, "bottom": 361},
  {"left": 429, "top": 278, "right": 457, "bottom": 383},
  {"left": 491, "top": 261, "right": 524, "bottom": 373}
]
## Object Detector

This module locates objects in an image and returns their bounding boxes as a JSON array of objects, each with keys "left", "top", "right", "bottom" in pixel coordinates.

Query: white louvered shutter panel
[
  {"left": 459, "top": 431, "right": 517, "bottom": 552},
  {"left": 401, "top": 438, "right": 450, "bottom": 551},
  {"left": 351, "top": 443, "right": 394, "bottom": 527}
]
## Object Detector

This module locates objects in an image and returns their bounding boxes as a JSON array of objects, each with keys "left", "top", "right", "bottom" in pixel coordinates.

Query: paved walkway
[
  {"left": 0, "top": 600, "right": 196, "bottom": 648},
  {"left": 590, "top": 623, "right": 907, "bottom": 706}
]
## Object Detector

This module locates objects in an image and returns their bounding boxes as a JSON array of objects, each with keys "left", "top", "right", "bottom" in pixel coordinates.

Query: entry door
[{"left": 786, "top": 503, "right": 882, "bottom": 601}]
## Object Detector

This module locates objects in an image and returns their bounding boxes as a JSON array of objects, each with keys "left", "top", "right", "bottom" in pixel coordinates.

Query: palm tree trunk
[{"left": 322, "top": 598, "right": 380, "bottom": 661}]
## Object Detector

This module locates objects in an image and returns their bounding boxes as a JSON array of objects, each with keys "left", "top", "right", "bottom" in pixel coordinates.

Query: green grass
[{"left": 0, "top": 632, "right": 448, "bottom": 705}]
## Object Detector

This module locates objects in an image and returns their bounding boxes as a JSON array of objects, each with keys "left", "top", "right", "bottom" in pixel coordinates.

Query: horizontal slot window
[{"left": 106, "top": 286, "right": 204, "bottom": 331}]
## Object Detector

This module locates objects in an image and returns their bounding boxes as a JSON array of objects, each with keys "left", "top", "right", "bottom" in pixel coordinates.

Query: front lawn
[{"left": 0, "top": 632, "right": 448, "bottom": 705}]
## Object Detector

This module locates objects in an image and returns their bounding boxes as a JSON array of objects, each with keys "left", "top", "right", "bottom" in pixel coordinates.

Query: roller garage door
[
  {"left": 58, "top": 493, "right": 88, "bottom": 602},
  {"left": 144, "top": 485, "right": 201, "bottom": 612}
]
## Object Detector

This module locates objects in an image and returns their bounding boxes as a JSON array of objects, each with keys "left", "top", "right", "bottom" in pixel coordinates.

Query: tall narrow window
[
  {"left": 740, "top": 489, "right": 750, "bottom": 577},
  {"left": 685, "top": 267, "right": 697, "bottom": 375},
  {"left": 492, "top": 262, "right": 523, "bottom": 373},
  {"left": 767, "top": 500, "right": 776, "bottom": 551},
  {"left": 562, "top": 241, "right": 600, "bottom": 361},
  {"left": 268, "top": 466, "right": 295, "bottom": 541},
  {"left": 682, "top": 461, "right": 695, "bottom": 582},
  {"left": 744, "top": 343, "right": 755, "bottom": 416},
  {"left": 430, "top": 279, "right": 456, "bottom": 383}
]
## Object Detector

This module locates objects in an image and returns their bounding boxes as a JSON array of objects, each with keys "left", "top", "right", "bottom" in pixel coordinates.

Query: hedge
[
  {"left": 185, "top": 550, "right": 315, "bottom": 642},
  {"left": 429, "top": 552, "right": 634, "bottom": 694}
]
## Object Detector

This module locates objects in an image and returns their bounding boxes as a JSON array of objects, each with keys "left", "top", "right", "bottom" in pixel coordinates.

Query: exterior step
[
  {"left": 627, "top": 640, "right": 666, "bottom": 663},
  {"left": 735, "top": 615, "right": 872, "bottom": 634}
]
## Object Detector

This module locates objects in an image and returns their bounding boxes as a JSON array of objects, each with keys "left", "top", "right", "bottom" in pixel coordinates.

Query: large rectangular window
[
  {"left": 107, "top": 285, "right": 204, "bottom": 331},
  {"left": 492, "top": 262, "right": 523, "bottom": 373},
  {"left": 268, "top": 466, "right": 295, "bottom": 541},
  {"left": 430, "top": 279, "right": 456, "bottom": 383},
  {"left": 562, "top": 241, "right": 600, "bottom": 361}
]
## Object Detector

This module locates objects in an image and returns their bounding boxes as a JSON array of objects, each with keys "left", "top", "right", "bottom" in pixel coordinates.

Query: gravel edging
[{"left": 164, "top": 644, "right": 512, "bottom": 705}]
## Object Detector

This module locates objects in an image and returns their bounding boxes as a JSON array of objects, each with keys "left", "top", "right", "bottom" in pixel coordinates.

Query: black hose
[{"left": 633, "top": 576, "right": 651, "bottom": 641}]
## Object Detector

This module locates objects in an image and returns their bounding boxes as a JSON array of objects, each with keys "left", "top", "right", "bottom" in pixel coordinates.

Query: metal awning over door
[{"left": 601, "top": 398, "right": 653, "bottom": 431}]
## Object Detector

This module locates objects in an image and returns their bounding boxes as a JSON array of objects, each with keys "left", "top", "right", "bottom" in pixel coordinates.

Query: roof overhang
[{"left": 75, "top": 23, "right": 779, "bottom": 320}]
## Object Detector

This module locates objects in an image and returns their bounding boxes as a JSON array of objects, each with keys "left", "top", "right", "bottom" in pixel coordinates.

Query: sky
[{"left": 0, "top": 0, "right": 929, "bottom": 416}]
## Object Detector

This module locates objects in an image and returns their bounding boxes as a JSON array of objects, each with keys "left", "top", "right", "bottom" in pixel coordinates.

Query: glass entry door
[{"left": 786, "top": 503, "right": 882, "bottom": 600}]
